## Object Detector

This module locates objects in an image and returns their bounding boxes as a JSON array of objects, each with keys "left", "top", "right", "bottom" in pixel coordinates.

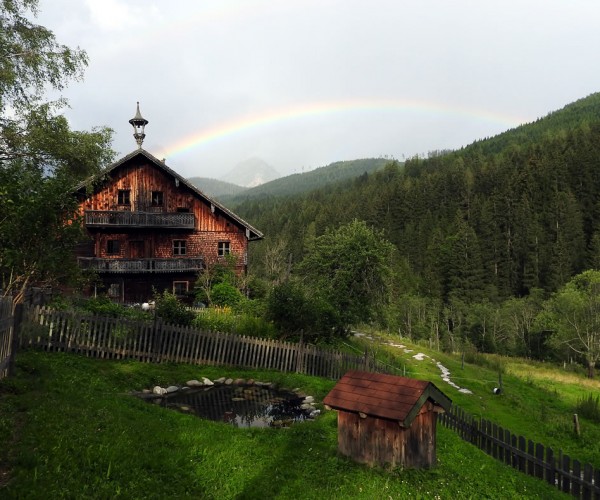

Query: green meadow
[{"left": 2, "top": 337, "right": 598, "bottom": 498}]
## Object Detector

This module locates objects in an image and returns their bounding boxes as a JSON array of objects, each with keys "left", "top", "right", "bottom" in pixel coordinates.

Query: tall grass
[
  {"left": 192, "top": 307, "right": 277, "bottom": 338},
  {"left": 576, "top": 393, "right": 600, "bottom": 423}
]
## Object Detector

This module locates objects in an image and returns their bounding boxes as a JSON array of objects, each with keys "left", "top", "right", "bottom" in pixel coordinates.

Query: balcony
[
  {"left": 84, "top": 210, "right": 195, "bottom": 229},
  {"left": 78, "top": 257, "right": 203, "bottom": 274}
]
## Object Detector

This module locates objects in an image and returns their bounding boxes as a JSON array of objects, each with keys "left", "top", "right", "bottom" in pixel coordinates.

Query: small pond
[{"left": 140, "top": 384, "right": 315, "bottom": 428}]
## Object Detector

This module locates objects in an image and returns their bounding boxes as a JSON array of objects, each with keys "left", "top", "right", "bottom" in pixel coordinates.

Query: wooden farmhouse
[
  {"left": 323, "top": 370, "right": 451, "bottom": 469},
  {"left": 74, "top": 104, "right": 263, "bottom": 303}
]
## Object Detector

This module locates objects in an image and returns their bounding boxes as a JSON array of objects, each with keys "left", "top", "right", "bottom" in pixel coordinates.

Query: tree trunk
[{"left": 587, "top": 360, "right": 595, "bottom": 379}]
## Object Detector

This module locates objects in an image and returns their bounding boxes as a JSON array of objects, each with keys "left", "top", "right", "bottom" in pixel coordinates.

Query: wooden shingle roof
[{"left": 323, "top": 370, "right": 451, "bottom": 428}]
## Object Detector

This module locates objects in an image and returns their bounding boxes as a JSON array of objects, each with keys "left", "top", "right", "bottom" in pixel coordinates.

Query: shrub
[
  {"left": 70, "top": 296, "right": 150, "bottom": 320},
  {"left": 210, "top": 282, "right": 244, "bottom": 308},
  {"left": 266, "top": 280, "right": 343, "bottom": 342},
  {"left": 154, "top": 290, "right": 195, "bottom": 326}
]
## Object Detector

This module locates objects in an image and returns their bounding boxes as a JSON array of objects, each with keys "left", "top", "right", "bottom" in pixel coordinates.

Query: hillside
[
  {"left": 221, "top": 157, "right": 390, "bottom": 205},
  {"left": 465, "top": 92, "right": 600, "bottom": 156},
  {"left": 235, "top": 92, "right": 600, "bottom": 359},
  {"left": 186, "top": 177, "right": 247, "bottom": 199}
]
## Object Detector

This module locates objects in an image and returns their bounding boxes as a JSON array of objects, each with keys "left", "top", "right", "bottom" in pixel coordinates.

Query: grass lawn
[{"left": 0, "top": 350, "right": 569, "bottom": 499}]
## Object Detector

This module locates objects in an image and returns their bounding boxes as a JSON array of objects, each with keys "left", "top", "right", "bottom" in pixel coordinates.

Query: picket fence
[
  {"left": 0, "top": 297, "right": 14, "bottom": 379},
  {"left": 19, "top": 306, "right": 389, "bottom": 379},
  {"left": 439, "top": 406, "right": 600, "bottom": 499}
]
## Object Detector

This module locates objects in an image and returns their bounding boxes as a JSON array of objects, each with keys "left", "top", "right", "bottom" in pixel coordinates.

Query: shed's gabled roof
[
  {"left": 323, "top": 370, "right": 451, "bottom": 428},
  {"left": 76, "top": 148, "right": 263, "bottom": 240}
]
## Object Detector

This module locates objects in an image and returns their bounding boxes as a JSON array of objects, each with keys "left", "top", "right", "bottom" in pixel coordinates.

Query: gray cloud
[{"left": 36, "top": 0, "right": 600, "bottom": 178}]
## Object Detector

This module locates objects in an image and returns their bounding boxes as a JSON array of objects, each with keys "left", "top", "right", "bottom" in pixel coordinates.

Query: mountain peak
[{"left": 220, "top": 157, "right": 280, "bottom": 188}]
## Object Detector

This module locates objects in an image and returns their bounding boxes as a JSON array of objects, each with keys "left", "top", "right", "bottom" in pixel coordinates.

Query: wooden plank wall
[
  {"left": 439, "top": 406, "right": 600, "bottom": 499},
  {"left": 0, "top": 297, "right": 14, "bottom": 379},
  {"left": 20, "top": 306, "right": 388, "bottom": 380}
]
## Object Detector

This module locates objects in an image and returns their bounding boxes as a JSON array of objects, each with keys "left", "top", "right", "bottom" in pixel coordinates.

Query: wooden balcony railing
[
  {"left": 84, "top": 210, "right": 195, "bottom": 229},
  {"left": 78, "top": 257, "right": 203, "bottom": 274}
]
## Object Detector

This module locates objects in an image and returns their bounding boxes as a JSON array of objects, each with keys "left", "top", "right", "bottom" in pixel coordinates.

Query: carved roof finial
[{"left": 129, "top": 102, "right": 148, "bottom": 149}]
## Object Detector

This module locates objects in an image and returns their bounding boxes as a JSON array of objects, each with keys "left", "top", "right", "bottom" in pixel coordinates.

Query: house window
[
  {"left": 173, "top": 281, "right": 189, "bottom": 296},
  {"left": 117, "top": 189, "right": 130, "bottom": 205},
  {"left": 151, "top": 191, "right": 163, "bottom": 207},
  {"left": 218, "top": 241, "right": 230, "bottom": 257},
  {"left": 177, "top": 207, "right": 190, "bottom": 213},
  {"left": 106, "top": 240, "right": 120, "bottom": 254},
  {"left": 173, "top": 240, "right": 186, "bottom": 256}
]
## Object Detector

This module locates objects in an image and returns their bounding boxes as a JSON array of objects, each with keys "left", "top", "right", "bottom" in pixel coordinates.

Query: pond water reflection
[{"left": 152, "top": 385, "right": 312, "bottom": 428}]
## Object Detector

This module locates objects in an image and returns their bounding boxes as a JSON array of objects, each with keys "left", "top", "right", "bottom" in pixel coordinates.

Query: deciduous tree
[
  {"left": 297, "top": 219, "right": 395, "bottom": 333},
  {"left": 538, "top": 270, "right": 600, "bottom": 378},
  {"left": 0, "top": 0, "right": 114, "bottom": 304}
]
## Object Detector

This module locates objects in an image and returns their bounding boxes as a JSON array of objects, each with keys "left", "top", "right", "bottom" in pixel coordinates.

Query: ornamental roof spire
[{"left": 129, "top": 102, "right": 148, "bottom": 149}]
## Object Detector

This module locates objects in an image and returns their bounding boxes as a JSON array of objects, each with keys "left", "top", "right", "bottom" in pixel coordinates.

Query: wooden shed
[{"left": 323, "top": 370, "right": 451, "bottom": 469}]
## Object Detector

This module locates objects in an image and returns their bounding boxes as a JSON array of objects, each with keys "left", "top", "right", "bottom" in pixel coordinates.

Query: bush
[
  {"left": 266, "top": 280, "right": 343, "bottom": 342},
  {"left": 154, "top": 290, "right": 195, "bottom": 326},
  {"left": 210, "top": 282, "right": 244, "bottom": 308},
  {"left": 68, "top": 296, "right": 150, "bottom": 320}
]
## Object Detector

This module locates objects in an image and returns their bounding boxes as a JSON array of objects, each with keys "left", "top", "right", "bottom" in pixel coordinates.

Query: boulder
[
  {"left": 202, "top": 377, "right": 215, "bottom": 386},
  {"left": 153, "top": 386, "right": 167, "bottom": 395}
]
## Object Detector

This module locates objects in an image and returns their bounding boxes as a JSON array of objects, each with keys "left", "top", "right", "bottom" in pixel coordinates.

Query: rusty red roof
[{"left": 323, "top": 370, "right": 451, "bottom": 427}]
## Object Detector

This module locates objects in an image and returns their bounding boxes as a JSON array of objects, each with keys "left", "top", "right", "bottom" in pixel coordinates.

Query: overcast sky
[{"left": 36, "top": 0, "right": 600, "bottom": 180}]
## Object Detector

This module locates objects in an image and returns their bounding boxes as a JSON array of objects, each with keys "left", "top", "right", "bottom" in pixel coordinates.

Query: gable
[
  {"left": 323, "top": 370, "right": 451, "bottom": 427},
  {"left": 77, "top": 149, "right": 263, "bottom": 240}
]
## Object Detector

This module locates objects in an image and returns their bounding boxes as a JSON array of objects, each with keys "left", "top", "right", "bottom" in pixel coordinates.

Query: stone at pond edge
[
  {"left": 186, "top": 380, "right": 203, "bottom": 387},
  {"left": 166, "top": 386, "right": 179, "bottom": 393},
  {"left": 153, "top": 386, "right": 167, "bottom": 395},
  {"left": 202, "top": 377, "right": 215, "bottom": 386}
]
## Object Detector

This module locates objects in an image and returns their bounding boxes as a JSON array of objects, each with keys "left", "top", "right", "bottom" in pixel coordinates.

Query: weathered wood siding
[
  {"left": 79, "top": 158, "right": 248, "bottom": 268},
  {"left": 337, "top": 402, "right": 437, "bottom": 469}
]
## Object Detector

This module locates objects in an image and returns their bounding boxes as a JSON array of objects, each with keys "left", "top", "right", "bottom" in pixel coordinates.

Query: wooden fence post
[
  {"left": 545, "top": 446, "right": 554, "bottom": 487},
  {"left": 153, "top": 318, "right": 164, "bottom": 363},
  {"left": 573, "top": 414, "right": 581, "bottom": 436},
  {"left": 8, "top": 303, "right": 24, "bottom": 377},
  {"left": 295, "top": 331, "right": 305, "bottom": 374}
]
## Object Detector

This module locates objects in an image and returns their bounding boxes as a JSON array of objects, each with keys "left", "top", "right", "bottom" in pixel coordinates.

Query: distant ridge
[
  {"left": 187, "top": 177, "right": 247, "bottom": 199},
  {"left": 221, "top": 158, "right": 391, "bottom": 204}
]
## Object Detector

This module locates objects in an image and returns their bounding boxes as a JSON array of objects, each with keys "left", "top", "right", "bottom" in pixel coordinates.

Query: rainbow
[{"left": 157, "top": 98, "right": 528, "bottom": 160}]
